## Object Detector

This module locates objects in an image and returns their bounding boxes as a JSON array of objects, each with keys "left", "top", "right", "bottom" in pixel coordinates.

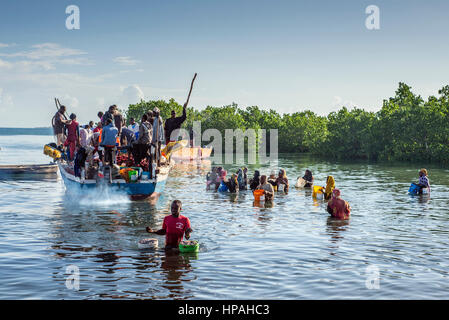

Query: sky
[{"left": 1, "top": 0, "right": 449, "bottom": 127}]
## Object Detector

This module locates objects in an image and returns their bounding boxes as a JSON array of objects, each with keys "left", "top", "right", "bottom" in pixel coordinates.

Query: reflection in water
[
  {"left": 252, "top": 200, "right": 274, "bottom": 209},
  {"left": 161, "top": 251, "right": 197, "bottom": 298},
  {"left": 325, "top": 216, "right": 350, "bottom": 246},
  {"left": 3, "top": 146, "right": 449, "bottom": 299}
]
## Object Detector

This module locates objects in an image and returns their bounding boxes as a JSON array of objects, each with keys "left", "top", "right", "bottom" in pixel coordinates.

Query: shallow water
[{"left": 1, "top": 135, "right": 449, "bottom": 299}]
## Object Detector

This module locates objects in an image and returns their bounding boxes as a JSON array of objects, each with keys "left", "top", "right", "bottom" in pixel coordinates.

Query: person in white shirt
[
  {"left": 128, "top": 117, "right": 139, "bottom": 139},
  {"left": 79, "top": 125, "right": 90, "bottom": 148}
]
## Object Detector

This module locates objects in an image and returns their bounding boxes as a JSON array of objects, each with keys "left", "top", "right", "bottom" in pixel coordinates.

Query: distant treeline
[
  {"left": 0, "top": 127, "right": 53, "bottom": 136},
  {"left": 125, "top": 82, "right": 449, "bottom": 164}
]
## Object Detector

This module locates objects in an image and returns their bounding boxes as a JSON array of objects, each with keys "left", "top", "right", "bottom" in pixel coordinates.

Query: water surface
[{"left": 1, "top": 135, "right": 448, "bottom": 299}]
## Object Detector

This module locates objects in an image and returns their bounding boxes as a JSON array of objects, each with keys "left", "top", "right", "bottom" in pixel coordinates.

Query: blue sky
[{"left": 1, "top": 0, "right": 449, "bottom": 127}]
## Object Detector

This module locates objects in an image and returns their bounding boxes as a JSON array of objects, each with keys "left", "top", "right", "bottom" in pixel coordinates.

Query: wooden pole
[{"left": 185, "top": 73, "right": 197, "bottom": 107}]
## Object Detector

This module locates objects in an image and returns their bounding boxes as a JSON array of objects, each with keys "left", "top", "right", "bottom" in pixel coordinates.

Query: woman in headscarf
[
  {"left": 267, "top": 171, "right": 277, "bottom": 189},
  {"left": 237, "top": 168, "right": 247, "bottom": 190},
  {"left": 324, "top": 175, "right": 335, "bottom": 200},
  {"left": 302, "top": 169, "right": 314, "bottom": 188},
  {"left": 206, "top": 167, "right": 218, "bottom": 190},
  {"left": 327, "top": 189, "right": 351, "bottom": 220},
  {"left": 218, "top": 169, "right": 229, "bottom": 192},
  {"left": 275, "top": 169, "right": 289, "bottom": 192},
  {"left": 226, "top": 173, "right": 239, "bottom": 193},
  {"left": 411, "top": 168, "right": 430, "bottom": 194},
  {"left": 249, "top": 170, "right": 260, "bottom": 191}
]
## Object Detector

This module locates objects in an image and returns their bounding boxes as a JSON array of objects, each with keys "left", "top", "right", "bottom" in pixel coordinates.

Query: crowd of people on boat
[{"left": 51, "top": 102, "right": 189, "bottom": 180}]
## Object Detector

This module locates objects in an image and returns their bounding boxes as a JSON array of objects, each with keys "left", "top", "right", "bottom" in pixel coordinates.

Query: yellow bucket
[{"left": 312, "top": 185, "right": 324, "bottom": 199}]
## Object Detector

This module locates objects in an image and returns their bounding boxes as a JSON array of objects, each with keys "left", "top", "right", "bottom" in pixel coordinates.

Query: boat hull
[
  {"left": 171, "top": 147, "right": 212, "bottom": 161},
  {"left": 58, "top": 163, "right": 168, "bottom": 198}
]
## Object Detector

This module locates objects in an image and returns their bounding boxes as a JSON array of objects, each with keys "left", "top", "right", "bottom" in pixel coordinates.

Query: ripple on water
[{"left": 1, "top": 145, "right": 449, "bottom": 299}]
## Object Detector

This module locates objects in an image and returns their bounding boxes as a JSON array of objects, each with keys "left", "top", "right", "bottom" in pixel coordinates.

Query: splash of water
[{"left": 64, "top": 183, "right": 131, "bottom": 207}]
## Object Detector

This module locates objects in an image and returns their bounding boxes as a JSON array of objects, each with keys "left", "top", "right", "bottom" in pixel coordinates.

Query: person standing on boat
[
  {"left": 101, "top": 105, "right": 115, "bottom": 127},
  {"left": 127, "top": 117, "right": 139, "bottom": 140},
  {"left": 120, "top": 127, "right": 136, "bottom": 147},
  {"left": 100, "top": 119, "right": 118, "bottom": 166},
  {"left": 164, "top": 103, "right": 187, "bottom": 143},
  {"left": 88, "top": 130, "right": 102, "bottom": 161},
  {"left": 152, "top": 107, "right": 165, "bottom": 167},
  {"left": 146, "top": 200, "right": 192, "bottom": 251},
  {"left": 97, "top": 111, "right": 104, "bottom": 125},
  {"left": 113, "top": 107, "right": 125, "bottom": 135},
  {"left": 52, "top": 105, "right": 72, "bottom": 149},
  {"left": 79, "top": 125, "right": 90, "bottom": 148},
  {"left": 132, "top": 114, "right": 152, "bottom": 167},
  {"left": 63, "top": 113, "right": 80, "bottom": 161}
]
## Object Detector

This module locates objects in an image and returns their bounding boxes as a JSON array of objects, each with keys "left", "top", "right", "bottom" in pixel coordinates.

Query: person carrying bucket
[
  {"left": 255, "top": 175, "right": 274, "bottom": 201},
  {"left": 146, "top": 200, "right": 193, "bottom": 251},
  {"left": 410, "top": 168, "right": 430, "bottom": 194},
  {"left": 275, "top": 169, "right": 289, "bottom": 192}
]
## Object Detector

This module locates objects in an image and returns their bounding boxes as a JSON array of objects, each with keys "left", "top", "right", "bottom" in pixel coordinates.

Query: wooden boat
[
  {"left": 58, "top": 161, "right": 173, "bottom": 200},
  {"left": 0, "top": 163, "right": 58, "bottom": 174},
  {"left": 170, "top": 146, "right": 212, "bottom": 161}
]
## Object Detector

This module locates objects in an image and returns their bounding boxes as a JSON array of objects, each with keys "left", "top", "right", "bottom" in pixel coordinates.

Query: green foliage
[{"left": 123, "top": 82, "right": 449, "bottom": 164}]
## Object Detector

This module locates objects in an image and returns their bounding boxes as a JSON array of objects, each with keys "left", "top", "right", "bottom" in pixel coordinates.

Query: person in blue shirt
[{"left": 100, "top": 119, "right": 118, "bottom": 165}]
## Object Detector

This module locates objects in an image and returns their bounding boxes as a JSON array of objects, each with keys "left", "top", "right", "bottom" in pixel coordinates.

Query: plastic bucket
[
  {"left": 295, "top": 177, "right": 306, "bottom": 188},
  {"left": 313, "top": 185, "right": 324, "bottom": 199},
  {"left": 138, "top": 238, "right": 158, "bottom": 249},
  {"left": 179, "top": 240, "right": 199, "bottom": 253},
  {"left": 218, "top": 181, "right": 228, "bottom": 192},
  {"left": 408, "top": 183, "right": 419, "bottom": 195},
  {"left": 128, "top": 170, "right": 138, "bottom": 182},
  {"left": 253, "top": 189, "right": 265, "bottom": 201}
]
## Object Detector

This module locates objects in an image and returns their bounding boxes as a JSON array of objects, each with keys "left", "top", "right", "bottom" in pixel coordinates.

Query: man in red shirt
[
  {"left": 146, "top": 200, "right": 192, "bottom": 250},
  {"left": 63, "top": 113, "right": 80, "bottom": 161}
]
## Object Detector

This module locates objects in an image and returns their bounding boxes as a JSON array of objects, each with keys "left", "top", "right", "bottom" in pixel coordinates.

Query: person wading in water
[{"left": 146, "top": 200, "right": 193, "bottom": 251}]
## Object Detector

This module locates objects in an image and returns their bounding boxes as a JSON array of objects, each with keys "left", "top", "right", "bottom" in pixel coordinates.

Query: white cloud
[
  {"left": 59, "top": 94, "right": 79, "bottom": 108},
  {"left": 0, "top": 88, "right": 14, "bottom": 111},
  {"left": 120, "top": 85, "right": 145, "bottom": 106},
  {"left": 0, "top": 43, "right": 93, "bottom": 71},
  {"left": 0, "top": 43, "right": 87, "bottom": 60},
  {"left": 0, "top": 43, "right": 16, "bottom": 48},
  {"left": 113, "top": 56, "right": 140, "bottom": 66},
  {"left": 332, "top": 96, "right": 357, "bottom": 109},
  {"left": 96, "top": 85, "right": 145, "bottom": 111},
  {"left": 0, "top": 58, "right": 13, "bottom": 69}
]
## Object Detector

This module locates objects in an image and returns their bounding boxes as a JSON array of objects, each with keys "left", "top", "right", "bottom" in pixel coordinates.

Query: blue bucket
[
  {"left": 218, "top": 181, "right": 228, "bottom": 192},
  {"left": 408, "top": 183, "right": 420, "bottom": 195}
]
